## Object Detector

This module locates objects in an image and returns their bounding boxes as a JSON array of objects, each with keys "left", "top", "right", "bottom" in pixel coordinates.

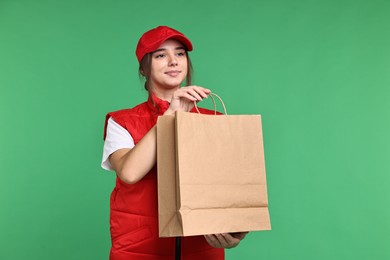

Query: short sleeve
[{"left": 101, "top": 117, "right": 135, "bottom": 171}]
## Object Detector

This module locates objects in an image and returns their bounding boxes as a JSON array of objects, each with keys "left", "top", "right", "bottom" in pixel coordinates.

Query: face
[{"left": 149, "top": 39, "right": 188, "bottom": 92}]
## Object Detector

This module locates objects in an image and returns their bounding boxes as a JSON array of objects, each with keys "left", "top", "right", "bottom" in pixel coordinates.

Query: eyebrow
[{"left": 153, "top": 46, "right": 186, "bottom": 53}]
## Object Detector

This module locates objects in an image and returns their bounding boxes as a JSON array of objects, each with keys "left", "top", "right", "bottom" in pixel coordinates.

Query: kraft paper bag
[
  {"left": 157, "top": 114, "right": 183, "bottom": 236},
  {"left": 157, "top": 109, "right": 270, "bottom": 237}
]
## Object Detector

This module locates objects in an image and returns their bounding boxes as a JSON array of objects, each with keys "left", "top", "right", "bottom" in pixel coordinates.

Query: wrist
[{"left": 163, "top": 108, "right": 175, "bottom": 116}]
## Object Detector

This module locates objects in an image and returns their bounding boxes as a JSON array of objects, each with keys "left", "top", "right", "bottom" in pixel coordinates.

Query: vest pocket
[{"left": 112, "top": 225, "right": 153, "bottom": 251}]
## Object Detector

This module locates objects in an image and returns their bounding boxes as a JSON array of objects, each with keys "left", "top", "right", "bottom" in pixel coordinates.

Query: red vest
[{"left": 104, "top": 95, "right": 224, "bottom": 260}]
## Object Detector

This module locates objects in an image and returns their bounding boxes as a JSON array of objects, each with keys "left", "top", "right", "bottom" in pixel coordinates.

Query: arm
[
  {"left": 109, "top": 126, "right": 157, "bottom": 184},
  {"left": 109, "top": 86, "right": 210, "bottom": 184}
]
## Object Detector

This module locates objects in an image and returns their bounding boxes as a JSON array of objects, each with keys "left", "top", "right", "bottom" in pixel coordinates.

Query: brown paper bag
[{"left": 157, "top": 103, "right": 270, "bottom": 237}]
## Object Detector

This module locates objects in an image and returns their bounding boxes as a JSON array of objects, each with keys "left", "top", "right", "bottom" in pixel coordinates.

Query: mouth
[{"left": 165, "top": 70, "right": 181, "bottom": 77}]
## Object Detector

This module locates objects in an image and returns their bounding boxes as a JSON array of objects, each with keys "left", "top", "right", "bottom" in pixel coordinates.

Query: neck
[{"left": 151, "top": 86, "right": 180, "bottom": 102}]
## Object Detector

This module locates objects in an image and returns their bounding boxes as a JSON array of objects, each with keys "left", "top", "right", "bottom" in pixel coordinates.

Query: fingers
[
  {"left": 204, "top": 233, "right": 241, "bottom": 249},
  {"left": 175, "top": 86, "right": 210, "bottom": 102},
  {"left": 220, "top": 233, "right": 240, "bottom": 248},
  {"left": 164, "top": 86, "right": 210, "bottom": 114},
  {"left": 205, "top": 234, "right": 224, "bottom": 248},
  {"left": 230, "top": 232, "right": 249, "bottom": 240}
]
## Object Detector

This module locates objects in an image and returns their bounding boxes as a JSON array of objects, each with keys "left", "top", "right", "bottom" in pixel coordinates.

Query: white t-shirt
[{"left": 101, "top": 117, "right": 135, "bottom": 171}]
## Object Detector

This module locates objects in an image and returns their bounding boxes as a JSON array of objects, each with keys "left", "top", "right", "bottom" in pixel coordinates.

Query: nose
[{"left": 168, "top": 53, "right": 178, "bottom": 66}]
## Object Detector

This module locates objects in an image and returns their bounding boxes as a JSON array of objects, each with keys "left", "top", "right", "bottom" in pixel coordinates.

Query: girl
[{"left": 102, "top": 26, "right": 247, "bottom": 260}]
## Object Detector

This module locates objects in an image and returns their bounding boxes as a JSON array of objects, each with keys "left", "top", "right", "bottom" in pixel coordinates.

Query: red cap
[{"left": 135, "top": 26, "right": 193, "bottom": 62}]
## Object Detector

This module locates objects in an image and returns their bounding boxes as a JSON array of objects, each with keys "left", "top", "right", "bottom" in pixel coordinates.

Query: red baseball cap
[{"left": 135, "top": 26, "right": 193, "bottom": 62}]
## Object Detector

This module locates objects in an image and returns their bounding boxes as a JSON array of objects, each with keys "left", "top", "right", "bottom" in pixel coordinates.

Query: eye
[
  {"left": 154, "top": 53, "right": 165, "bottom": 59},
  {"left": 176, "top": 51, "right": 186, "bottom": 57}
]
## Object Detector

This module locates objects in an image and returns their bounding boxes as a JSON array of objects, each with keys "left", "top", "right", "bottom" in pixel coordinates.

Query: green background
[{"left": 1, "top": 0, "right": 389, "bottom": 259}]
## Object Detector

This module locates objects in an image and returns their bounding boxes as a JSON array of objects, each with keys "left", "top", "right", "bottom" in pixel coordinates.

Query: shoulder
[
  {"left": 103, "top": 102, "right": 148, "bottom": 140},
  {"left": 107, "top": 102, "right": 152, "bottom": 125},
  {"left": 108, "top": 102, "right": 148, "bottom": 119}
]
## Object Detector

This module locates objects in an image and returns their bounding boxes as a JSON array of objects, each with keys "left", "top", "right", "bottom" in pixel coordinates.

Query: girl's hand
[
  {"left": 204, "top": 232, "right": 249, "bottom": 249},
  {"left": 164, "top": 86, "right": 211, "bottom": 115}
]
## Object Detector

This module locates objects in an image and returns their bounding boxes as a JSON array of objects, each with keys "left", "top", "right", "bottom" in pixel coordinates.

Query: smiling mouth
[{"left": 165, "top": 71, "right": 181, "bottom": 77}]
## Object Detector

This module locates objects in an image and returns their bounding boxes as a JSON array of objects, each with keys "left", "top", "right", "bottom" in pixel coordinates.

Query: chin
[{"left": 167, "top": 80, "right": 185, "bottom": 88}]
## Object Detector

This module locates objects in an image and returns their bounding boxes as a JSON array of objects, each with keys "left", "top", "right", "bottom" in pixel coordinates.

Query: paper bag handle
[{"left": 194, "top": 93, "right": 227, "bottom": 115}]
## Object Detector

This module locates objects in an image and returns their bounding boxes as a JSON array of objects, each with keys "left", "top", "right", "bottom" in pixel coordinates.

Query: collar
[{"left": 147, "top": 92, "right": 170, "bottom": 115}]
